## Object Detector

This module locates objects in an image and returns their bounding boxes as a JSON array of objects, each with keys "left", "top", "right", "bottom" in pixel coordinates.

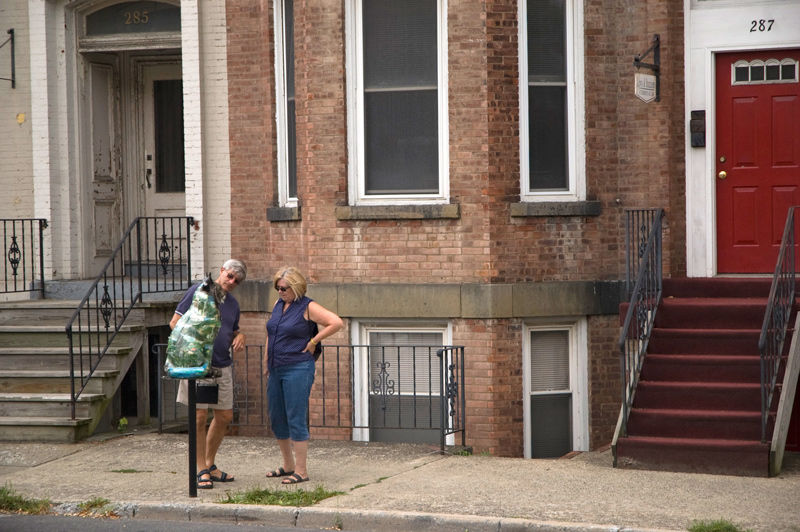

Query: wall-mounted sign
[{"left": 635, "top": 72, "right": 657, "bottom": 103}]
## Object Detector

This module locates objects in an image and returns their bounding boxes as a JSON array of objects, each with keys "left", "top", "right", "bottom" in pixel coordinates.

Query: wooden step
[
  {"left": 648, "top": 328, "right": 761, "bottom": 356},
  {"left": 0, "top": 346, "right": 132, "bottom": 370},
  {"left": 640, "top": 354, "right": 762, "bottom": 383},
  {"left": 626, "top": 408, "right": 766, "bottom": 440},
  {"left": 0, "top": 369, "right": 119, "bottom": 394},
  {"left": 0, "top": 324, "right": 144, "bottom": 347},
  {"left": 0, "top": 392, "right": 105, "bottom": 418},
  {"left": 654, "top": 297, "right": 767, "bottom": 329},
  {"left": 633, "top": 381, "right": 762, "bottom": 410},
  {"left": 0, "top": 416, "right": 93, "bottom": 442}
]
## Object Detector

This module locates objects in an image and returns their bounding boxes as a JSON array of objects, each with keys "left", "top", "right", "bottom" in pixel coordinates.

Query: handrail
[
  {"left": 66, "top": 216, "right": 194, "bottom": 419},
  {"left": 618, "top": 208, "right": 664, "bottom": 435},
  {"left": 758, "top": 206, "right": 797, "bottom": 443},
  {"left": 1, "top": 218, "right": 48, "bottom": 297}
]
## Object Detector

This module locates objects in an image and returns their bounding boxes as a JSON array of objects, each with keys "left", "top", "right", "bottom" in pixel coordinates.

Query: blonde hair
[{"left": 273, "top": 266, "right": 307, "bottom": 300}]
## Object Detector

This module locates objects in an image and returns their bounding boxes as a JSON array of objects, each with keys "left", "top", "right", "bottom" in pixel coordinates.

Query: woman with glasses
[{"left": 263, "top": 266, "right": 343, "bottom": 484}]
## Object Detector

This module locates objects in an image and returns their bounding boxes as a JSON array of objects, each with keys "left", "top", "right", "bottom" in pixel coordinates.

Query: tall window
[
  {"left": 347, "top": 0, "right": 449, "bottom": 204},
  {"left": 524, "top": 321, "right": 588, "bottom": 458},
  {"left": 519, "top": 0, "right": 584, "bottom": 200},
  {"left": 275, "top": 0, "right": 297, "bottom": 205}
]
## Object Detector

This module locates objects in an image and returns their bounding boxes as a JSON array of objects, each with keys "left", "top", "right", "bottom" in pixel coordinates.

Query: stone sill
[
  {"left": 267, "top": 206, "right": 301, "bottom": 222},
  {"left": 510, "top": 201, "right": 602, "bottom": 217},
  {"left": 335, "top": 204, "right": 460, "bottom": 221}
]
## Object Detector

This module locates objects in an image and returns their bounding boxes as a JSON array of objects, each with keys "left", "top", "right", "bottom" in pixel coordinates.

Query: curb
[{"left": 53, "top": 501, "right": 686, "bottom": 532}]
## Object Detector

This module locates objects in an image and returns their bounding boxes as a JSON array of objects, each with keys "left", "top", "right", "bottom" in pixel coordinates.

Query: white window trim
[
  {"left": 274, "top": 0, "right": 297, "bottom": 207},
  {"left": 518, "top": 0, "right": 585, "bottom": 202},
  {"left": 345, "top": 0, "right": 450, "bottom": 206},
  {"left": 522, "top": 318, "right": 588, "bottom": 459},
  {"left": 351, "top": 320, "right": 453, "bottom": 442}
]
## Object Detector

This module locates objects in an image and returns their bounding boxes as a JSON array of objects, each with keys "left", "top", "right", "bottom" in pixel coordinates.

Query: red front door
[{"left": 716, "top": 50, "right": 800, "bottom": 273}]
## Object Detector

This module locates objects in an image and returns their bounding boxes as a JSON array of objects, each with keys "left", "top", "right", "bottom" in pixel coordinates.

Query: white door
[
  {"left": 83, "top": 54, "right": 122, "bottom": 275},
  {"left": 142, "top": 63, "right": 185, "bottom": 218}
]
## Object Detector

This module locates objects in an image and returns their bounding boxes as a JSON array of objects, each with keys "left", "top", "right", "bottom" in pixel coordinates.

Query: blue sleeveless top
[{"left": 266, "top": 296, "right": 315, "bottom": 369}]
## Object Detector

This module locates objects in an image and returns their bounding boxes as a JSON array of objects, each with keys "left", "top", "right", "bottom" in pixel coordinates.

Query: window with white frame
[
  {"left": 523, "top": 320, "right": 588, "bottom": 458},
  {"left": 346, "top": 0, "right": 449, "bottom": 205},
  {"left": 275, "top": 0, "right": 297, "bottom": 206},
  {"left": 352, "top": 322, "right": 451, "bottom": 443},
  {"left": 519, "top": 0, "right": 584, "bottom": 200}
]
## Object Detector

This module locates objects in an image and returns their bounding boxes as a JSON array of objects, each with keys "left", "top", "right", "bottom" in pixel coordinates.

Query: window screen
[
  {"left": 362, "top": 0, "right": 439, "bottom": 194},
  {"left": 368, "top": 331, "right": 442, "bottom": 394},
  {"left": 526, "top": 0, "right": 568, "bottom": 191}
]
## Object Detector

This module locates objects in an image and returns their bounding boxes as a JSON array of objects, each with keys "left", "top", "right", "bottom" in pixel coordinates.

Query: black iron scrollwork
[
  {"left": 372, "top": 361, "right": 395, "bottom": 412},
  {"left": 7, "top": 236, "right": 20, "bottom": 276},
  {"left": 159, "top": 232, "right": 171, "bottom": 275},
  {"left": 446, "top": 362, "right": 458, "bottom": 418},
  {"left": 100, "top": 285, "right": 113, "bottom": 329}
]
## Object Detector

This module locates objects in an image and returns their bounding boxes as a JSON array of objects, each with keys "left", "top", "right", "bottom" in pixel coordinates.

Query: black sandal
[
  {"left": 266, "top": 467, "right": 295, "bottom": 478},
  {"left": 197, "top": 469, "right": 213, "bottom": 489},
  {"left": 281, "top": 473, "right": 309, "bottom": 484},
  {"left": 209, "top": 464, "right": 235, "bottom": 483}
]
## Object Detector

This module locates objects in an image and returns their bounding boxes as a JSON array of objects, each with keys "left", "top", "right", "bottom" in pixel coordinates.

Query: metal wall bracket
[
  {"left": 0, "top": 29, "right": 15, "bottom": 89},
  {"left": 633, "top": 34, "right": 660, "bottom": 102}
]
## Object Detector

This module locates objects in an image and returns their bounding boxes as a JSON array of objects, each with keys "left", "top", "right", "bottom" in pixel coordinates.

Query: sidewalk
[{"left": 0, "top": 431, "right": 798, "bottom": 532}]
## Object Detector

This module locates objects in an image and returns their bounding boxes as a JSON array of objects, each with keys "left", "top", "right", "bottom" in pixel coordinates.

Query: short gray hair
[{"left": 223, "top": 259, "right": 247, "bottom": 282}]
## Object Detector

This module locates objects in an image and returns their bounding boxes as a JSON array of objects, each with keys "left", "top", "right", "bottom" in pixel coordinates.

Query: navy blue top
[
  {"left": 266, "top": 296, "right": 315, "bottom": 370},
  {"left": 175, "top": 283, "right": 240, "bottom": 368}
]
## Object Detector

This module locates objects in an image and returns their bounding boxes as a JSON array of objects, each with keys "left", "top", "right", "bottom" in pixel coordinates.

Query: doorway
[{"left": 715, "top": 50, "right": 800, "bottom": 273}]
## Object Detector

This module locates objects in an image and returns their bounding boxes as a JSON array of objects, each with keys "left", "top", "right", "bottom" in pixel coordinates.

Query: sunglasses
[
  {"left": 225, "top": 272, "right": 241, "bottom": 285},
  {"left": 276, "top": 285, "right": 290, "bottom": 292}
]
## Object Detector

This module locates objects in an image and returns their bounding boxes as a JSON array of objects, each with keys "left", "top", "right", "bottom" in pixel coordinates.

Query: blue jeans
[{"left": 267, "top": 360, "right": 315, "bottom": 441}]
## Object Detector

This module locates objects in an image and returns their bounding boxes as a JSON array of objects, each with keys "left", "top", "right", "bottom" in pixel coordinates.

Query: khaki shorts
[{"left": 177, "top": 365, "right": 234, "bottom": 410}]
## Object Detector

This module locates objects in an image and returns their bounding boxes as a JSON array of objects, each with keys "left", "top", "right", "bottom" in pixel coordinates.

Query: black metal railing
[
  {"left": 619, "top": 208, "right": 664, "bottom": 434},
  {"left": 66, "top": 217, "right": 194, "bottom": 419},
  {"left": 758, "top": 206, "right": 798, "bottom": 443},
  {"left": 154, "top": 343, "right": 466, "bottom": 452},
  {"left": 1, "top": 218, "right": 47, "bottom": 297}
]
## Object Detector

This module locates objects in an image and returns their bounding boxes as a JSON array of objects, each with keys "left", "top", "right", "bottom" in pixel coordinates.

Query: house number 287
[{"left": 750, "top": 20, "right": 774, "bottom": 32}]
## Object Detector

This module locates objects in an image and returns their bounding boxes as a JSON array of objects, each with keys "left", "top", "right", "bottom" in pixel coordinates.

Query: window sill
[
  {"left": 335, "top": 204, "right": 460, "bottom": 221},
  {"left": 510, "top": 201, "right": 601, "bottom": 218},
  {"left": 267, "top": 206, "right": 301, "bottom": 222}
]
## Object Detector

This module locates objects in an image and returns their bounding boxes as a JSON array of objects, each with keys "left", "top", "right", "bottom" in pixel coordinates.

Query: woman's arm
[{"left": 306, "top": 301, "right": 344, "bottom": 348}]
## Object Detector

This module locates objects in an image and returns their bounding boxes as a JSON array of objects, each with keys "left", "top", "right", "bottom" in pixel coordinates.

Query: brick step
[
  {"left": 615, "top": 435, "right": 769, "bottom": 476},
  {"left": 0, "top": 370, "right": 118, "bottom": 394},
  {"left": 0, "top": 416, "right": 92, "bottom": 442},
  {"left": 647, "top": 328, "right": 761, "bottom": 356},
  {"left": 0, "top": 392, "right": 106, "bottom": 418},
  {"left": 654, "top": 298, "right": 767, "bottom": 329},
  {"left": 640, "top": 354, "right": 763, "bottom": 383},
  {"left": 633, "top": 381, "right": 762, "bottom": 411},
  {"left": 626, "top": 408, "right": 767, "bottom": 440},
  {"left": 662, "top": 278, "right": 772, "bottom": 299},
  {"left": 0, "top": 347, "right": 132, "bottom": 371}
]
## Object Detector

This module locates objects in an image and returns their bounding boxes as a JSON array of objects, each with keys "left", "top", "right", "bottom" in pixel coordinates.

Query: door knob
[{"left": 718, "top": 171, "right": 727, "bottom": 180}]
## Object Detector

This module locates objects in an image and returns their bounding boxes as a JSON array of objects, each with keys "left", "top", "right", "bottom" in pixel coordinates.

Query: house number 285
[{"left": 750, "top": 20, "right": 774, "bottom": 32}]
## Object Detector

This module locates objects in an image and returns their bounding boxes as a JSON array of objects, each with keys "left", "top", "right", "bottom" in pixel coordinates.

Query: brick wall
[{"left": 225, "top": 0, "right": 687, "bottom": 457}]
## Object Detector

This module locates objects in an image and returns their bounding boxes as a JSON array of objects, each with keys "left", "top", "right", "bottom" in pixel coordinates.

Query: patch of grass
[
  {"left": 688, "top": 519, "right": 754, "bottom": 532},
  {"left": 218, "top": 484, "right": 344, "bottom": 507},
  {"left": 0, "top": 484, "right": 51, "bottom": 515},
  {"left": 453, "top": 449, "right": 472, "bottom": 456},
  {"left": 351, "top": 484, "right": 367, "bottom": 490},
  {"left": 77, "top": 497, "right": 117, "bottom": 518}
]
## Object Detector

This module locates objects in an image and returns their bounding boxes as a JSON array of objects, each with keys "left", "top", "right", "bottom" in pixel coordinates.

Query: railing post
[
  {"left": 438, "top": 348, "right": 446, "bottom": 453},
  {"left": 38, "top": 219, "right": 46, "bottom": 298}
]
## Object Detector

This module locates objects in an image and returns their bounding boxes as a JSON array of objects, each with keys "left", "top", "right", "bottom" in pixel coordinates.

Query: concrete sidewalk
[{"left": 0, "top": 431, "right": 798, "bottom": 532}]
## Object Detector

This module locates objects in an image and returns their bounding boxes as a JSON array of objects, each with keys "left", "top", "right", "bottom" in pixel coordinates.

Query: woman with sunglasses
[{"left": 263, "top": 266, "right": 343, "bottom": 484}]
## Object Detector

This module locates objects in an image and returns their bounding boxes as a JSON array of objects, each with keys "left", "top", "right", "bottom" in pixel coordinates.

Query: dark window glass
[
  {"left": 782, "top": 63, "right": 796, "bottom": 81},
  {"left": 529, "top": 86, "right": 567, "bottom": 190},
  {"left": 284, "top": 0, "right": 297, "bottom": 198},
  {"left": 527, "top": 0, "right": 566, "bottom": 83},
  {"left": 362, "top": 0, "right": 438, "bottom": 195},
  {"left": 751, "top": 65, "right": 765, "bottom": 81},
  {"left": 530, "top": 394, "right": 572, "bottom": 458},
  {"left": 154, "top": 79, "right": 185, "bottom": 193},
  {"left": 365, "top": 90, "right": 439, "bottom": 194},
  {"left": 766, "top": 64, "right": 780, "bottom": 81},
  {"left": 735, "top": 66, "right": 749, "bottom": 83}
]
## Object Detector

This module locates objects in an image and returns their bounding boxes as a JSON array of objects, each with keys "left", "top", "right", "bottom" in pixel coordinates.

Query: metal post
[
  {"left": 188, "top": 379, "right": 197, "bottom": 498},
  {"left": 157, "top": 346, "right": 164, "bottom": 435}
]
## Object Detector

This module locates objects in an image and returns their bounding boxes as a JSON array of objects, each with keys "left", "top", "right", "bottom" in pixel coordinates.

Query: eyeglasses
[
  {"left": 276, "top": 285, "right": 290, "bottom": 292},
  {"left": 225, "top": 272, "right": 241, "bottom": 285}
]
